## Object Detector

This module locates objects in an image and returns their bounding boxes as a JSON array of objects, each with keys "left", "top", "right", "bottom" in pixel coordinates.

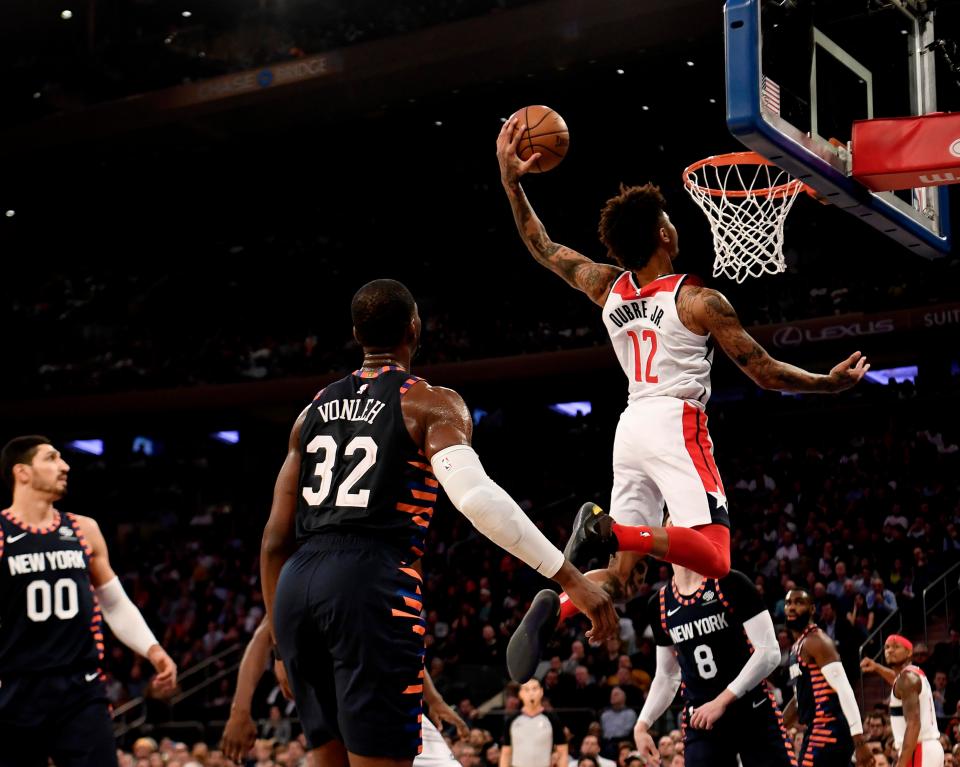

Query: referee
[{"left": 500, "top": 678, "right": 567, "bottom": 767}]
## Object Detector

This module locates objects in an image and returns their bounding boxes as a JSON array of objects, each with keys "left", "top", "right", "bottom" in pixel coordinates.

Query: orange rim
[{"left": 683, "top": 151, "right": 814, "bottom": 199}]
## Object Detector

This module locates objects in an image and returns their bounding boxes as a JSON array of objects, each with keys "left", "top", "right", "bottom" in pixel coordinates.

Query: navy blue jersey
[
  {"left": 649, "top": 569, "right": 768, "bottom": 706},
  {"left": 789, "top": 625, "right": 846, "bottom": 730},
  {"left": 0, "top": 510, "right": 103, "bottom": 677},
  {"left": 296, "top": 366, "right": 437, "bottom": 558}
]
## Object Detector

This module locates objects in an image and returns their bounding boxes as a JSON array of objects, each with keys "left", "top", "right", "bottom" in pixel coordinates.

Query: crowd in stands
[
  {"left": 5, "top": 222, "right": 958, "bottom": 399},
  {"left": 10, "top": 0, "right": 543, "bottom": 126}
]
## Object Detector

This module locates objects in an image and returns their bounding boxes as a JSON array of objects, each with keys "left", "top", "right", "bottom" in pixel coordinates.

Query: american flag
[{"left": 762, "top": 76, "right": 781, "bottom": 116}]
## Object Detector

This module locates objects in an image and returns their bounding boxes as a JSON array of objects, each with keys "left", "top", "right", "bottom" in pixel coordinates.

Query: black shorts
[
  {"left": 273, "top": 533, "right": 426, "bottom": 759},
  {"left": 683, "top": 688, "right": 797, "bottom": 767},
  {"left": 798, "top": 718, "right": 854, "bottom": 767},
  {"left": 0, "top": 669, "right": 115, "bottom": 767}
]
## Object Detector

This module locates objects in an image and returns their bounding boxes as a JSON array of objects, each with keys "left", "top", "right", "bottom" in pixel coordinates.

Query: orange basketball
[{"left": 511, "top": 105, "right": 569, "bottom": 173}]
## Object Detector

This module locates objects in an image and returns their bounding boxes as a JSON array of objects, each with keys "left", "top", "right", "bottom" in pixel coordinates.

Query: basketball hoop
[{"left": 683, "top": 151, "right": 814, "bottom": 283}]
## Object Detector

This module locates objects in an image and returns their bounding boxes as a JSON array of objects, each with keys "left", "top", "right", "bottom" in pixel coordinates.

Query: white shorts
[
  {"left": 414, "top": 716, "right": 458, "bottom": 767},
  {"left": 904, "top": 740, "right": 945, "bottom": 767},
  {"left": 609, "top": 397, "right": 729, "bottom": 529}
]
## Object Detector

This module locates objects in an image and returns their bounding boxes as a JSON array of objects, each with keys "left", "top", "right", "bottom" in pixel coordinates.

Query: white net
[{"left": 683, "top": 155, "right": 805, "bottom": 283}]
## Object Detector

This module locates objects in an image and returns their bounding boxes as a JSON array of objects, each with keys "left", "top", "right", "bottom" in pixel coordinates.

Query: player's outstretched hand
[
  {"left": 147, "top": 644, "right": 178, "bottom": 696},
  {"left": 827, "top": 351, "right": 870, "bottom": 391},
  {"left": 428, "top": 697, "right": 470, "bottom": 740},
  {"left": 220, "top": 709, "right": 257, "bottom": 763},
  {"left": 633, "top": 725, "right": 660, "bottom": 764},
  {"left": 274, "top": 658, "right": 294, "bottom": 701},
  {"left": 556, "top": 563, "right": 619, "bottom": 643},
  {"left": 497, "top": 116, "right": 541, "bottom": 184}
]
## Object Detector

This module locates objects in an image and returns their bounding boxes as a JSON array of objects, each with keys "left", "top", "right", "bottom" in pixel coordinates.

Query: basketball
[{"left": 511, "top": 105, "right": 569, "bottom": 173}]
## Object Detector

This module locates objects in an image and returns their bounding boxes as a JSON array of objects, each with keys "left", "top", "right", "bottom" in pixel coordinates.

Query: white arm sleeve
[
  {"left": 95, "top": 576, "right": 160, "bottom": 658},
  {"left": 638, "top": 646, "right": 682, "bottom": 727},
  {"left": 821, "top": 661, "right": 864, "bottom": 736},
  {"left": 726, "top": 611, "right": 781, "bottom": 698},
  {"left": 431, "top": 445, "right": 565, "bottom": 577}
]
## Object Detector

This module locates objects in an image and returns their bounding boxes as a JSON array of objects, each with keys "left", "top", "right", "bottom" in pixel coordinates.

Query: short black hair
[
  {"left": 598, "top": 183, "right": 668, "bottom": 270},
  {"left": 1, "top": 435, "right": 52, "bottom": 487},
  {"left": 351, "top": 279, "right": 416, "bottom": 349}
]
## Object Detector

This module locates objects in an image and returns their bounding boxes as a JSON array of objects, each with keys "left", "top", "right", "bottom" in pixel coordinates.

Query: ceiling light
[
  {"left": 616, "top": 68, "right": 625, "bottom": 74},
  {"left": 60, "top": 9, "right": 73, "bottom": 19},
  {"left": 182, "top": 10, "right": 192, "bottom": 18},
  {"left": 5, "top": 210, "right": 14, "bottom": 218}
]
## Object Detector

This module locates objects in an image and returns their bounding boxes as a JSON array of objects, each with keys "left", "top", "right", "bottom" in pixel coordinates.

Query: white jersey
[
  {"left": 890, "top": 666, "right": 941, "bottom": 749},
  {"left": 602, "top": 272, "right": 713, "bottom": 407},
  {"left": 415, "top": 717, "right": 457, "bottom": 767}
]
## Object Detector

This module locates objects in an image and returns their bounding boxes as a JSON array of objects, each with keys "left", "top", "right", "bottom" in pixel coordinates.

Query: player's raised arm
[
  {"left": 496, "top": 116, "right": 619, "bottom": 306},
  {"left": 685, "top": 286, "right": 870, "bottom": 393},
  {"left": 404, "top": 381, "right": 618, "bottom": 642},
  {"left": 860, "top": 657, "right": 898, "bottom": 686}
]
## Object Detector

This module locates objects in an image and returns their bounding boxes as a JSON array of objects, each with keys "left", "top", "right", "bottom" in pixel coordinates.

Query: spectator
[
  {"left": 572, "top": 736, "right": 616, "bottom": 767},
  {"left": 776, "top": 530, "right": 800, "bottom": 561},
  {"left": 826, "top": 562, "right": 849, "bottom": 601},
  {"left": 260, "top": 704, "right": 292, "bottom": 744},
  {"left": 563, "top": 640, "right": 587, "bottom": 674},
  {"left": 599, "top": 688, "right": 637, "bottom": 750},
  {"left": 658, "top": 736, "right": 676, "bottom": 763},
  {"left": 934, "top": 671, "right": 950, "bottom": 718},
  {"left": 866, "top": 578, "right": 897, "bottom": 620}
]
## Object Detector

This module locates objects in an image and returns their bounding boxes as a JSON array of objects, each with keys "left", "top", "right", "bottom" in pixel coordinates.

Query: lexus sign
[{"left": 772, "top": 320, "right": 896, "bottom": 348}]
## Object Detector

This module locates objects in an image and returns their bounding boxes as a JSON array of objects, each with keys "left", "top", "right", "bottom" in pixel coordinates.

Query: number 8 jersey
[
  {"left": 0, "top": 510, "right": 102, "bottom": 677},
  {"left": 602, "top": 272, "right": 713, "bottom": 406},
  {"left": 297, "top": 366, "right": 437, "bottom": 559},
  {"left": 648, "top": 569, "right": 768, "bottom": 706}
]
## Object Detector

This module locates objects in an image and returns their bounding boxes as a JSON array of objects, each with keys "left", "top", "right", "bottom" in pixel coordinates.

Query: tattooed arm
[
  {"left": 681, "top": 286, "right": 870, "bottom": 393},
  {"left": 496, "top": 116, "right": 620, "bottom": 306}
]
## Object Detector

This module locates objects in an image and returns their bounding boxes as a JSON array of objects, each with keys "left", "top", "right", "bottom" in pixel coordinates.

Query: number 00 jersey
[
  {"left": 297, "top": 366, "right": 437, "bottom": 558},
  {"left": 648, "top": 569, "right": 768, "bottom": 706},
  {"left": 602, "top": 272, "right": 713, "bottom": 407},
  {"left": 0, "top": 510, "right": 103, "bottom": 677}
]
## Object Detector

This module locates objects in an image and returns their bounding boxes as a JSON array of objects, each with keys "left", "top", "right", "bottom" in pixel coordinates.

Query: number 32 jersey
[
  {"left": 297, "top": 367, "right": 437, "bottom": 558},
  {"left": 602, "top": 272, "right": 714, "bottom": 406},
  {"left": 648, "top": 569, "right": 768, "bottom": 706}
]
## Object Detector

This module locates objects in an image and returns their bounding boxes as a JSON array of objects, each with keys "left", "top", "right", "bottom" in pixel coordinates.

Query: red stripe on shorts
[{"left": 682, "top": 402, "right": 718, "bottom": 493}]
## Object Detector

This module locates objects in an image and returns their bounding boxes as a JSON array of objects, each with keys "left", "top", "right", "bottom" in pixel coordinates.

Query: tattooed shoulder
[
  {"left": 700, "top": 288, "right": 739, "bottom": 322},
  {"left": 675, "top": 284, "right": 703, "bottom": 327}
]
